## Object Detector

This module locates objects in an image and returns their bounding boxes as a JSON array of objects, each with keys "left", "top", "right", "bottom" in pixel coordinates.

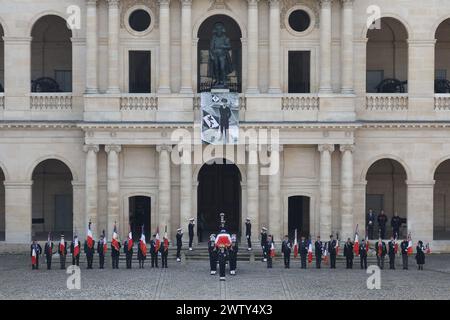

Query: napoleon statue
[{"left": 208, "top": 22, "right": 233, "bottom": 89}]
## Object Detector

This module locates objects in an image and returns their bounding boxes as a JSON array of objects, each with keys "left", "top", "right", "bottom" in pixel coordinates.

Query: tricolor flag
[
  {"left": 140, "top": 226, "right": 147, "bottom": 257},
  {"left": 307, "top": 240, "right": 313, "bottom": 264},
  {"left": 323, "top": 245, "right": 329, "bottom": 264},
  {"left": 31, "top": 247, "right": 37, "bottom": 266},
  {"left": 163, "top": 226, "right": 169, "bottom": 251},
  {"left": 269, "top": 241, "right": 275, "bottom": 258},
  {"left": 155, "top": 227, "right": 161, "bottom": 252},
  {"left": 407, "top": 234, "right": 413, "bottom": 256},
  {"left": 293, "top": 229, "right": 299, "bottom": 259},
  {"left": 354, "top": 232, "right": 360, "bottom": 256},
  {"left": 59, "top": 236, "right": 65, "bottom": 256},
  {"left": 127, "top": 230, "right": 133, "bottom": 251},
  {"left": 87, "top": 221, "right": 94, "bottom": 249},
  {"left": 112, "top": 223, "right": 120, "bottom": 251},
  {"left": 215, "top": 233, "right": 232, "bottom": 248},
  {"left": 335, "top": 236, "right": 340, "bottom": 256},
  {"left": 73, "top": 236, "right": 80, "bottom": 257}
]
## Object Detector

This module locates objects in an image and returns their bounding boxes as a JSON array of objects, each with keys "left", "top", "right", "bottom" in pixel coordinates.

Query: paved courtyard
[{"left": 0, "top": 254, "right": 449, "bottom": 300}]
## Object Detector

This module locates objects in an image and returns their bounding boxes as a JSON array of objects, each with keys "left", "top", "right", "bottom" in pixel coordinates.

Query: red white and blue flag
[
  {"left": 73, "top": 236, "right": 80, "bottom": 257},
  {"left": 102, "top": 230, "right": 107, "bottom": 254},
  {"left": 112, "top": 224, "right": 120, "bottom": 251},
  {"left": 215, "top": 233, "right": 232, "bottom": 248},
  {"left": 59, "top": 235, "right": 65, "bottom": 256},
  {"left": 354, "top": 232, "right": 359, "bottom": 256},
  {"left": 31, "top": 247, "right": 37, "bottom": 265},
  {"left": 155, "top": 227, "right": 161, "bottom": 252},
  {"left": 269, "top": 242, "right": 275, "bottom": 258},
  {"left": 293, "top": 229, "right": 298, "bottom": 259},
  {"left": 140, "top": 226, "right": 147, "bottom": 257},
  {"left": 407, "top": 233, "right": 413, "bottom": 256},
  {"left": 307, "top": 240, "right": 313, "bottom": 263},
  {"left": 127, "top": 230, "right": 133, "bottom": 251},
  {"left": 87, "top": 221, "right": 94, "bottom": 249}
]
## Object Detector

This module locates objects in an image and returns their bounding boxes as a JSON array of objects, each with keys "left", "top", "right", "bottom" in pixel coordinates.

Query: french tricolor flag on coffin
[{"left": 215, "top": 233, "right": 232, "bottom": 248}]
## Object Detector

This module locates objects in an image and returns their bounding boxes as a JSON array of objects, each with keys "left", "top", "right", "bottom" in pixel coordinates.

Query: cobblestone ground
[{"left": 1, "top": 254, "right": 449, "bottom": 300}]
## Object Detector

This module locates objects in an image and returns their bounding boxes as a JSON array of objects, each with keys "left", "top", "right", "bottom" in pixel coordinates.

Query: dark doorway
[
  {"left": 288, "top": 51, "right": 310, "bottom": 93},
  {"left": 129, "top": 51, "right": 151, "bottom": 93},
  {"left": 288, "top": 196, "right": 310, "bottom": 240},
  {"left": 129, "top": 196, "right": 151, "bottom": 241},
  {"left": 197, "top": 159, "right": 241, "bottom": 242}
]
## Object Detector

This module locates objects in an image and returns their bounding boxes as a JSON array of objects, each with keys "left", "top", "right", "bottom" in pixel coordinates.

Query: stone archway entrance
[
  {"left": 197, "top": 159, "right": 241, "bottom": 242},
  {"left": 129, "top": 196, "right": 151, "bottom": 241},
  {"left": 288, "top": 196, "right": 310, "bottom": 240}
]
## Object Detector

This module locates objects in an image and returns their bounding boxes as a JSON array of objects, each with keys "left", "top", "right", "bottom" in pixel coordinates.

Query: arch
[
  {"left": 360, "top": 13, "right": 412, "bottom": 40},
  {"left": 360, "top": 154, "right": 411, "bottom": 183},
  {"left": 27, "top": 155, "right": 78, "bottom": 182},
  {"left": 431, "top": 14, "right": 450, "bottom": 39},
  {"left": 193, "top": 9, "right": 247, "bottom": 40},
  {"left": 0, "top": 16, "right": 10, "bottom": 37},
  {"left": 193, "top": 156, "right": 246, "bottom": 184},
  {"left": 28, "top": 10, "right": 78, "bottom": 38},
  {"left": 433, "top": 159, "right": 450, "bottom": 239},
  {"left": 0, "top": 159, "right": 10, "bottom": 182}
]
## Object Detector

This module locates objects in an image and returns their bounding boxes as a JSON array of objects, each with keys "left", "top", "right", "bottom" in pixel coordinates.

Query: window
[
  {"left": 129, "top": 9, "right": 151, "bottom": 33},
  {"left": 366, "top": 70, "right": 384, "bottom": 93},
  {"left": 288, "top": 51, "right": 310, "bottom": 93},
  {"left": 129, "top": 51, "right": 151, "bottom": 93},
  {"left": 288, "top": 10, "right": 311, "bottom": 33},
  {"left": 54, "top": 70, "right": 72, "bottom": 92},
  {"left": 436, "top": 69, "right": 447, "bottom": 80}
]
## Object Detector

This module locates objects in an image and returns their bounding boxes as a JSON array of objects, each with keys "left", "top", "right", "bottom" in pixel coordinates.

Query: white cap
[
  {"left": 189, "top": 218, "right": 195, "bottom": 221},
  {"left": 177, "top": 228, "right": 182, "bottom": 232},
  {"left": 246, "top": 217, "right": 251, "bottom": 221},
  {"left": 262, "top": 227, "right": 267, "bottom": 231}
]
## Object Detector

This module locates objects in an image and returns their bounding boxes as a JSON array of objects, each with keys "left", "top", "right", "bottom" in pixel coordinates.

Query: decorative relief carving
[{"left": 280, "top": 0, "right": 319, "bottom": 29}]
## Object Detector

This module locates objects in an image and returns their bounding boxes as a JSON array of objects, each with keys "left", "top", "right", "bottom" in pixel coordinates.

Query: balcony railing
[
  {"left": 434, "top": 94, "right": 450, "bottom": 110},
  {"left": 120, "top": 94, "right": 158, "bottom": 110},
  {"left": 30, "top": 93, "right": 72, "bottom": 110},
  {"left": 281, "top": 94, "right": 319, "bottom": 110},
  {"left": 365, "top": 93, "right": 408, "bottom": 111},
  {"left": 193, "top": 94, "right": 247, "bottom": 110},
  {"left": 0, "top": 93, "right": 4, "bottom": 109}
]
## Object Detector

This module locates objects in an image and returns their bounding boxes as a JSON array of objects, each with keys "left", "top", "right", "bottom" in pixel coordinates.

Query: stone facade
[{"left": 0, "top": 0, "right": 450, "bottom": 251}]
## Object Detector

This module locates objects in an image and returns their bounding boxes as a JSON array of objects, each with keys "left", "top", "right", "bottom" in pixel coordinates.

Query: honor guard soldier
[
  {"left": 388, "top": 236, "right": 397, "bottom": 270},
  {"left": 367, "top": 209, "right": 376, "bottom": 240},
  {"left": 208, "top": 234, "right": 217, "bottom": 275},
  {"left": 359, "top": 239, "right": 368, "bottom": 269},
  {"left": 328, "top": 235, "right": 337, "bottom": 269},
  {"left": 315, "top": 236, "right": 323, "bottom": 269},
  {"left": 138, "top": 227, "right": 147, "bottom": 269},
  {"left": 111, "top": 236, "right": 121, "bottom": 269},
  {"left": 416, "top": 240, "right": 425, "bottom": 270},
  {"left": 58, "top": 234, "right": 67, "bottom": 269},
  {"left": 97, "top": 232, "right": 107, "bottom": 269},
  {"left": 31, "top": 239, "right": 42, "bottom": 270},
  {"left": 299, "top": 236, "right": 308, "bottom": 269},
  {"left": 188, "top": 218, "right": 195, "bottom": 251},
  {"left": 261, "top": 227, "right": 268, "bottom": 262},
  {"left": 176, "top": 228, "right": 183, "bottom": 262},
  {"left": 377, "top": 210, "right": 387, "bottom": 239},
  {"left": 85, "top": 221, "right": 95, "bottom": 269},
  {"left": 265, "top": 235, "right": 274, "bottom": 269},
  {"left": 400, "top": 238, "right": 409, "bottom": 270},
  {"left": 123, "top": 237, "right": 133, "bottom": 269},
  {"left": 391, "top": 213, "right": 402, "bottom": 239},
  {"left": 344, "top": 238, "right": 354, "bottom": 269},
  {"left": 375, "top": 237, "right": 387, "bottom": 269},
  {"left": 217, "top": 246, "right": 228, "bottom": 281},
  {"left": 229, "top": 234, "right": 238, "bottom": 275},
  {"left": 245, "top": 218, "right": 252, "bottom": 251},
  {"left": 150, "top": 234, "right": 159, "bottom": 268},
  {"left": 160, "top": 235, "right": 169, "bottom": 268},
  {"left": 281, "top": 235, "right": 291, "bottom": 268},
  {"left": 44, "top": 233, "right": 54, "bottom": 270},
  {"left": 71, "top": 235, "right": 80, "bottom": 266}
]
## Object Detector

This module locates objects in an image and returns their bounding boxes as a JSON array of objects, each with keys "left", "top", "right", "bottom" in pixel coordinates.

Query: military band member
[
  {"left": 391, "top": 213, "right": 402, "bottom": 239},
  {"left": 281, "top": 235, "right": 291, "bottom": 268},
  {"left": 299, "top": 236, "right": 308, "bottom": 269},
  {"left": 188, "top": 218, "right": 195, "bottom": 251},
  {"left": 44, "top": 233, "right": 54, "bottom": 270},
  {"left": 71, "top": 235, "right": 80, "bottom": 266},
  {"left": 367, "top": 209, "right": 376, "bottom": 240},
  {"left": 97, "top": 232, "right": 106, "bottom": 269},
  {"left": 111, "top": 238, "right": 121, "bottom": 269},
  {"left": 388, "top": 236, "right": 397, "bottom": 270},
  {"left": 123, "top": 238, "right": 133, "bottom": 269},
  {"left": 261, "top": 227, "right": 268, "bottom": 262},
  {"left": 150, "top": 234, "right": 159, "bottom": 268},
  {"left": 30, "top": 239, "right": 42, "bottom": 270},
  {"left": 245, "top": 218, "right": 252, "bottom": 251},
  {"left": 176, "top": 228, "right": 183, "bottom": 262},
  {"left": 58, "top": 234, "right": 67, "bottom": 269},
  {"left": 160, "top": 236, "right": 169, "bottom": 268},
  {"left": 416, "top": 240, "right": 425, "bottom": 270},
  {"left": 375, "top": 237, "right": 387, "bottom": 269},
  {"left": 378, "top": 210, "right": 387, "bottom": 239},
  {"left": 315, "top": 236, "right": 323, "bottom": 269},
  {"left": 265, "top": 235, "right": 273, "bottom": 268},
  {"left": 84, "top": 238, "right": 95, "bottom": 270},
  {"left": 229, "top": 234, "right": 238, "bottom": 275},
  {"left": 218, "top": 246, "right": 228, "bottom": 281},
  {"left": 208, "top": 234, "right": 217, "bottom": 275},
  {"left": 359, "top": 239, "right": 368, "bottom": 270},
  {"left": 328, "top": 235, "right": 337, "bottom": 269},
  {"left": 344, "top": 238, "right": 354, "bottom": 269},
  {"left": 400, "top": 238, "right": 409, "bottom": 270}
]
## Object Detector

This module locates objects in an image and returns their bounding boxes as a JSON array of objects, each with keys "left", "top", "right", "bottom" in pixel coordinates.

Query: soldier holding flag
[
  {"left": 31, "top": 239, "right": 42, "bottom": 270},
  {"left": 359, "top": 238, "right": 368, "bottom": 269},
  {"left": 150, "top": 233, "right": 159, "bottom": 268},
  {"left": 160, "top": 227, "right": 169, "bottom": 269},
  {"left": 299, "top": 236, "right": 308, "bottom": 269},
  {"left": 281, "top": 235, "right": 291, "bottom": 269},
  {"left": 375, "top": 235, "right": 387, "bottom": 269},
  {"left": 400, "top": 236, "right": 409, "bottom": 270},
  {"left": 388, "top": 236, "right": 397, "bottom": 270},
  {"left": 314, "top": 235, "right": 323, "bottom": 269},
  {"left": 138, "top": 225, "right": 147, "bottom": 268},
  {"left": 111, "top": 223, "right": 121, "bottom": 269},
  {"left": 344, "top": 238, "right": 354, "bottom": 269},
  {"left": 123, "top": 228, "right": 133, "bottom": 269},
  {"left": 84, "top": 221, "right": 95, "bottom": 269},
  {"left": 97, "top": 231, "right": 107, "bottom": 269},
  {"left": 44, "top": 232, "right": 54, "bottom": 270},
  {"left": 58, "top": 234, "right": 67, "bottom": 269},
  {"left": 71, "top": 234, "right": 80, "bottom": 266}
]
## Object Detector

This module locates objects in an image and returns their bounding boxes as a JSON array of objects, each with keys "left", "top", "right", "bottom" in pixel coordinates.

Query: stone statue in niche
[{"left": 208, "top": 22, "right": 233, "bottom": 89}]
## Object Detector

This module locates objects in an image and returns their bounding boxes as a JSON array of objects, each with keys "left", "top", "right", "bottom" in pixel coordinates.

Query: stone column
[
  {"left": 180, "top": 149, "right": 192, "bottom": 233},
  {"left": 318, "top": 144, "right": 334, "bottom": 239},
  {"left": 319, "top": 0, "right": 333, "bottom": 94},
  {"left": 340, "top": 0, "right": 354, "bottom": 94},
  {"left": 158, "top": 0, "right": 171, "bottom": 93},
  {"left": 85, "top": 0, "right": 98, "bottom": 93},
  {"left": 246, "top": 145, "right": 259, "bottom": 241},
  {"left": 246, "top": 0, "right": 260, "bottom": 94},
  {"left": 180, "top": 0, "right": 193, "bottom": 94},
  {"left": 72, "top": 182, "right": 85, "bottom": 239},
  {"left": 268, "top": 0, "right": 281, "bottom": 93},
  {"left": 107, "top": 0, "right": 120, "bottom": 93},
  {"left": 83, "top": 144, "right": 99, "bottom": 238},
  {"left": 268, "top": 145, "right": 282, "bottom": 241},
  {"left": 105, "top": 145, "right": 121, "bottom": 237},
  {"left": 407, "top": 181, "right": 434, "bottom": 244},
  {"left": 340, "top": 144, "right": 354, "bottom": 240},
  {"left": 4, "top": 181, "right": 32, "bottom": 243},
  {"left": 157, "top": 145, "right": 172, "bottom": 237}
]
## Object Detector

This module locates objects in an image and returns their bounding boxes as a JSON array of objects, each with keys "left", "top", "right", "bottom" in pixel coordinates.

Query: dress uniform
[
  {"left": 30, "top": 240, "right": 42, "bottom": 270},
  {"left": 70, "top": 236, "right": 80, "bottom": 266},
  {"left": 359, "top": 239, "right": 368, "bottom": 269},
  {"left": 150, "top": 235, "right": 159, "bottom": 268},
  {"left": 138, "top": 233, "right": 147, "bottom": 269},
  {"left": 245, "top": 218, "right": 252, "bottom": 251},
  {"left": 261, "top": 227, "right": 268, "bottom": 262},
  {"left": 176, "top": 228, "right": 183, "bottom": 262},
  {"left": 315, "top": 236, "right": 323, "bottom": 269},
  {"left": 265, "top": 235, "right": 273, "bottom": 268},
  {"left": 400, "top": 239, "right": 409, "bottom": 269},
  {"left": 388, "top": 237, "right": 396, "bottom": 270},
  {"left": 299, "top": 237, "right": 308, "bottom": 269},
  {"left": 44, "top": 235, "right": 54, "bottom": 270},
  {"left": 378, "top": 211, "right": 387, "bottom": 239},
  {"left": 391, "top": 214, "right": 402, "bottom": 239},
  {"left": 208, "top": 234, "right": 217, "bottom": 275},
  {"left": 229, "top": 235, "right": 238, "bottom": 275},
  {"left": 218, "top": 246, "right": 228, "bottom": 281},
  {"left": 416, "top": 240, "right": 425, "bottom": 270},
  {"left": 375, "top": 239, "right": 387, "bottom": 269},
  {"left": 328, "top": 235, "right": 337, "bottom": 269},
  {"left": 160, "top": 237, "right": 169, "bottom": 268},
  {"left": 281, "top": 236, "right": 291, "bottom": 268},
  {"left": 123, "top": 239, "right": 133, "bottom": 269},
  {"left": 84, "top": 239, "right": 95, "bottom": 269},
  {"left": 188, "top": 218, "right": 195, "bottom": 250},
  {"left": 344, "top": 238, "right": 354, "bottom": 269},
  {"left": 58, "top": 235, "right": 67, "bottom": 269},
  {"left": 97, "top": 235, "right": 106, "bottom": 269},
  {"left": 367, "top": 209, "right": 376, "bottom": 240},
  {"left": 111, "top": 241, "right": 121, "bottom": 269}
]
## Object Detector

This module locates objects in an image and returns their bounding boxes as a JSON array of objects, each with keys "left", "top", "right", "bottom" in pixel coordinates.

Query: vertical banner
[{"left": 201, "top": 92, "right": 239, "bottom": 145}]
